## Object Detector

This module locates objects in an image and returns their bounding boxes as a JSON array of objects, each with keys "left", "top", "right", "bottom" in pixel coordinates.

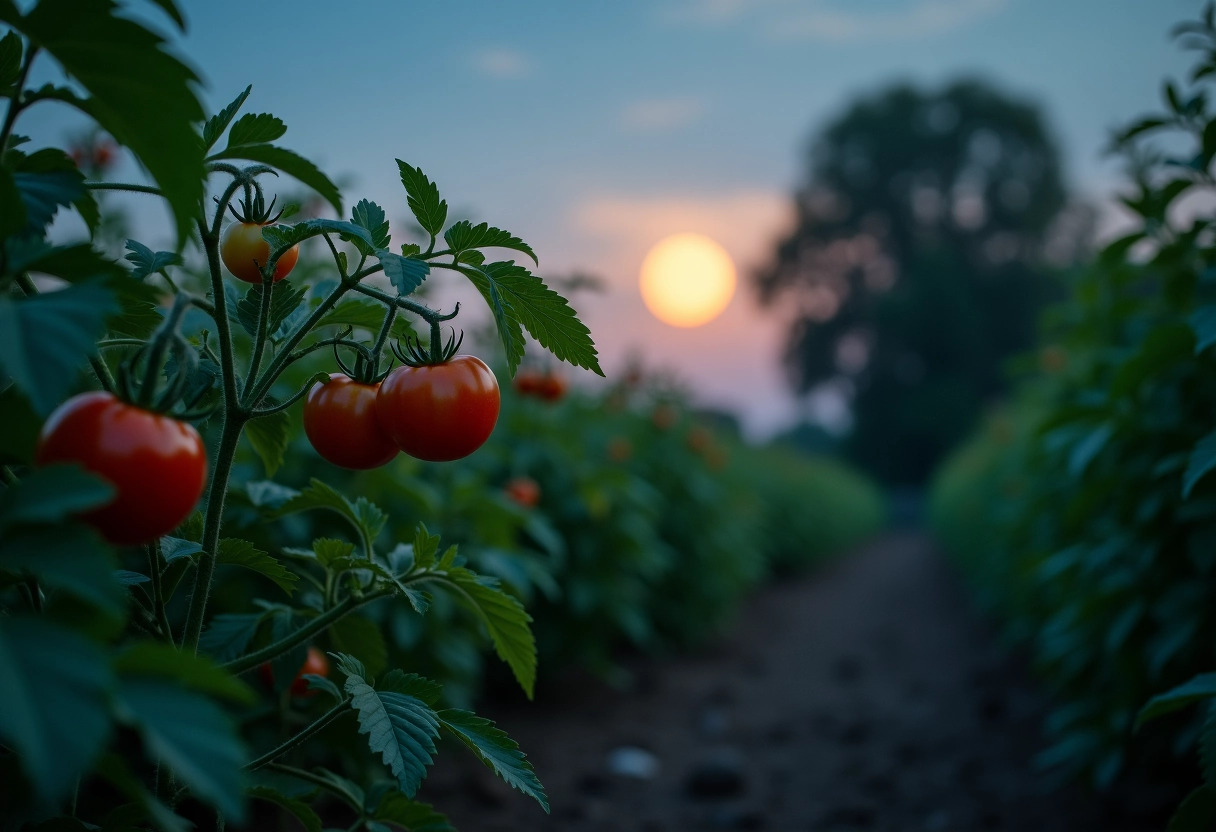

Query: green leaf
[
  {"left": 377, "top": 250, "right": 430, "bottom": 296},
  {"left": 1136, "top": 673, "right": 1216, "bottom": 730},
  {"left": 314, "top": 537, "right": 356, "bottom": 569},
  {"left": 0, "top": 463, "right": 113, "bottom": 531},
  {"left": 248, "top": 786, "right": 321, "bottom": 832},
  {"left": 456, "top": 263, "right": 525, "bottom": 374},
  {"left": 0, "top": 384, "right": 42, "bottom": 464},
  {"left": 202, "top": 86, "right": 251, "bottom": 154},
  {"left": 12, "top": 151, "right": 88, "bottom": 236},
  {"left": 1184, "top": 430, "right": 1216, "bottom": 499},
  {"left": 351, "top": 199, "right": 391, "bottom": 255},
  {"left": 275, "top": 478, "right": 385, "bottom": 552},
  {"left": 381, "top": 670, "right": 442, "bottom": 706},
  {"left": 115, "top": 643, "right": 255, "bottom": 704},
  {"left": 0, "top": 165, "right": 25, "bottom": 238},
  {"left": 261, "top": 218, "right": 374, "bottom": 253},
  {"left": 444, "top": 220, "right": 537, "bottom": 265},
  {"left": 245, "top": 410, "right": 290, "bottom": 477},
  {"left": 437, "top": 709, "right": 548, "bottom": 812},
  {"left": 116, "top": 679, "right": 248, "bottom": 822},
  {"left": 235, "top": 279, "right": 307, "bottom": 339},
  {"left": 209, "top": 144, "right": 341, "bottom": 214},
  {"left": 0, "top": 282, "right": 117, "bottom": 414},
  {"left": 1201, "top": 702, "right": 1216, "bottom": 790},
  {"left": 226, "top": 112, "right": 287, "bottom": 147},
  {"left": 329, "top": 615, "right": 388, "bottom": 678},
  {"left": 0, "top": 524, "right": 123, "bottom": 612},
  {"left": 14, "top": 0, "right": 205, "bottom": 244},
  {"left": 95, "top": 752, "right": 190, "bottom": 832},
  {"left": 371, "top": 791, "right": 455, "bottom": 832},
  {"left": 426, "top": 566, "right": 537, "bottom": 697},
  {"left": 345, "top": 665, "right": 441, "bottom": 798},
  {"left": 1169, "top": 787, "right": 1216, "bottom": 832},
  {"left": 498, "top": 262, "right": 600, "bottom": 374},
  {"left": 0, "top": 29, "right": 22, "bottom": 90},
  {"left": 316, "top": 298, "right": 416, "bottom": 339},
  {"left": 396, "top": 161, "right": 447, "bottom": 237},
  {"left": 1191, "top": 306, "right": 1216, "bottom": 354},
  {"left": 0, "top": 617, "right": 114, "bottom": 804},
  {"left": 125, "top": 239, "right": 181, "bottom": 281},
  {"left": 414, "top": 523, "right": 440, "bottom": 570},
  {"left": 199, "top": 612, "right": 267, "bottom": 664},
  {"left": 217, "top": 538, "right": 297, "bottom": 595},
  {"left": 160, "top": 536, "right": 203, "bottom": 562}
]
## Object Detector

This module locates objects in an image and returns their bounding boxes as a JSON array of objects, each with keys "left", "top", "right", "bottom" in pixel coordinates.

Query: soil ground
[{"left": 424, "top": 533, "right": 1174, "bottom": 831}]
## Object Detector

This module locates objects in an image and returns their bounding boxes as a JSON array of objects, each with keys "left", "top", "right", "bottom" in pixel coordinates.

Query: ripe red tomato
[
  {"left": 536, "top": 373, "right": 568, "bottom": 403},
  {"left": 220, "top": 221, "right": 299, "bottom": 284},
  {"left": 303, "top": 374, "right": 398, "bottom": 470},
  {"left": 376, "top": 356, "right": 500, "bottom": 462},
  {"left": 513, "top": 369, "right": 543, "bottom": 397},
  {"left": 504, "top": 476, "right": 541, "bottom": 509},
  {"left": 35, "top": 392, "right": 208, "bottom": 545},
  {"left": 291, "top": 647, "right": 331, "bottom": 698}
]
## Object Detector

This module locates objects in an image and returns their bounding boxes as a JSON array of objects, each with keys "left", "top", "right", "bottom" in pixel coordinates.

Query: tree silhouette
[{"left": 757, "top": 79, "right": 1082, "bottom": 485}]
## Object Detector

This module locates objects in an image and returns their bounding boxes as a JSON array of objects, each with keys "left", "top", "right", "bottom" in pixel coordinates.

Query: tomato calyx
[
  {"left": 114, "top": 294, "right": 218, "bottom": 420},
  {"left": 391, "top": 323, "right": 465, "bottom": 368},
  {"left": 227, "top": 187, "right": 284, "bottom": 225}
]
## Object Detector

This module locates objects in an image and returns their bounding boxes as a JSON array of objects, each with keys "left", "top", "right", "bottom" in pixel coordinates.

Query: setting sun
[{"left": 639, "top": 232, "right": 737, "bottom": 328}]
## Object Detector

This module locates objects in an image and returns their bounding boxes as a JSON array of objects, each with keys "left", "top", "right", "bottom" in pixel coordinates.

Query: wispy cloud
[
  {"left": 662, "top": 0, "right": 1009, "bottom": 43},
  {"left": 471, "top": 48, "right": 535, "bottom": 79},
  {"left": 620, "top": 97, "right": 708, "bottom": 133}
]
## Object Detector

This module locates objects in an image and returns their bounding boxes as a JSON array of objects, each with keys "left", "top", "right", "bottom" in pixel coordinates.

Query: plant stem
[
  {"left": 83, "top": 181, "right": 164, "bottom": 196},
  {"left": 241, "top": 273, "right": 276, "bottom": 404},
  {"left": 0, "top": 46, "right": 38, "bottom": 153},
  {"left": 263, "top": 763, "right": 363, "bottom": 807},
  {"left": 245, "top": 701, "right": 351, "bottom": 770},
  {"left": 147, "top": 541, "right": 172, "bottom": 640},
  {"left": 181, "top": 411, "right": 244, "bottom": 651},
  {"left": 247, "top": 281, "right": 352, "bottom": 405},
  {"left": 222, "top": 588, "right": 393, "bottom": 675},
  {"left": 351, "top": 283, "right": 445, "bottom": 324}
]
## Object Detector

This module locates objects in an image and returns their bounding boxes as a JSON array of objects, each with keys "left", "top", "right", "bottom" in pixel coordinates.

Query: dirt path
[{"left": 424, "top": 534, "right": 1164, "bottom": 831}]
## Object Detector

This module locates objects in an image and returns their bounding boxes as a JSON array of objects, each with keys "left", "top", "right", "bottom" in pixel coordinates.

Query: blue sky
[{"left": 23, "top": 0, "right": 1208, "bottom": 435}]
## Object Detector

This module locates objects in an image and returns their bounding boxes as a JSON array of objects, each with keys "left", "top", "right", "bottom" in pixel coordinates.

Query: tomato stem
[
  {"left": 240, "top": 273, "right": 277, "bottom": 405},
  {"left": 221, "top": 588, "right": 393, "bottom": 675},
  {"left": 244, "top": 700, "right": 352, "bottom": 771},
  {"left": 0, "top": 46, "right": 38, "bottom": 156}
]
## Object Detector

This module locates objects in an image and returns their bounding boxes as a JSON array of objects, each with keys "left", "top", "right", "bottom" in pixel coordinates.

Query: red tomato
[
  {"left": 291, "top": 647, "right": 331, "bottom": 698},
  {"left": 220, "top": 222, "right": 299, "bottom": 284},
  {"left": 513, "top": 369, "right": 543, "bottom": 397},
  {"left": 303, "top": 374, "right": 398, "bottom": 470},
  {"left": 35, "top": 392, "right": 208, "bottom": 545},
  {"left": 376, "top": 356, "right": 500, "bottom": 462},
  {"left": 607, "top": 436, "right": 633, "bottom": 463},
  {"left": 536, "top": 373, "right": 568, "bottom": 403},
  {"left": 504, "top": 476, "right": 541, "bottom": 509}
]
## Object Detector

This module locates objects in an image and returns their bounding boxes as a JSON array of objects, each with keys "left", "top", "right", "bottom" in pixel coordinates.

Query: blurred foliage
[
  {"left": 930, "top": 7, "right": 1216, "bottom": 824},
  {"left": 759, "top": 78, "right": 1091, "bottom": 485}
]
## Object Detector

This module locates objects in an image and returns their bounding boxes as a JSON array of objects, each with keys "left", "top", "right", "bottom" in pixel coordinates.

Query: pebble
[{"left": 606, "top": 746, "right": 661, "bottom": 780}]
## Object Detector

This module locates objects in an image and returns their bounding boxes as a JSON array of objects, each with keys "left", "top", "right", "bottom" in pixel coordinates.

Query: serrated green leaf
[
  {"left": 0, "top": 282, "right": 117, "bottom": 414},
  {"left": 12, "top": 154, "right": 87, "bottom": 236},
  {"left": 202, "top": 86, "right": 251, "bottom": 153},
  {"left": 315, "top": 297, "right": 416, "bottom": 339},
  {"left": 261, "top": 218, "right": 374, "bottom": 254},
  {"left": 395, "top": 161, "right": 447, "bottom": 237},
  {"left": 0, "top": 463, "right": 113, "bottom": 531},
  {"left": 0, "top": 617, "right": 114, "bottom": 804},
  {"left": 1169, "top": 786, "right": 1216, "bottom": 832},
  {"left": 314, "top": 537, "right": 355, "bottom": 569},
  {"left": 160, "top": 536, "right": 202, "bottom": 562},
  {"left": 414, "top": 523, "right": 440, "bottom": 570},
  {"left": 15, "top": 0, "right": 206, "bottom": 244},
  {"left": 116, "top": 678, "right": 248, "bottom": 821},
  {"left": 244, "top": 409, "right": 290, "bottom": 477},
  {"left": 209, "top": 144, "right": 341, "bottom": 214},
  {"left": 483, "top": 262, "right": 603, "bottom": 376},
  {"left": 437, "top": 709, "right": 548, "bottom": 812},
  {"left": 351, "top": 199, "right": 391, "bottom": 255},
  {"left": 248, "top": 786, "right": 321, "bottom": 832},
  {"left": 372, "top": 791, "right": 454, "bottom": 832},
  {"left": 0, "top": 524, "right": 123, "bottom": 612},
  {"left": 1137, "top": 673, "right": 1216, "bottom": 729},
  {"left": 115, "top": 643, "right": 255, "bottom": 704},
  {"left": 236, "top": 279, "right": 307, "bottom": 339},
  {"left": 456, "top": 263, "right": 525, "bottom": 374},
  {"left": 274, "top": 478, "right": 385, "bottom": 553},
  {"left": 0, "top": 30, "right": 22, "bottom": 91},
  {"left": 425, "top": 566, "right": 537, "bottom": 697},
  {"left": 444, "top": 220, "right": 537, "bottom": 265},
  {"left": 377, "top": 250, "right": 430, "bottom": 296},
  {"left": 346, "top": 669, "right": 441, "bottom": 798},
  {"left": 1184, "top": 430, "right": 1216, "bottom": 499},
  {"left": 125, "top": 239, "right": 181, "bottom": 281},
  {"left": 0, "top": 165, "right": 25, "bottom": 238},
  {"left": 303, "top": 673, "right": 344, "bottom": 701},
  {"left": 217, "top": 537, "right": 297, "bottom": 595},
  {"left": 227, "top": 112, "right": 286, "bottom": 147},
  {"left": 380, "top": 670, "right": 443, "bottom": 707},
  {"left": 329, "top": 615, "right": 388, "bottom": 678}
]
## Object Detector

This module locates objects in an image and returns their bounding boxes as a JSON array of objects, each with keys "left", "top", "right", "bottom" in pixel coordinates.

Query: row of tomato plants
[{"left": 929, "top": 7, "right": 1216, "bottom": 827}]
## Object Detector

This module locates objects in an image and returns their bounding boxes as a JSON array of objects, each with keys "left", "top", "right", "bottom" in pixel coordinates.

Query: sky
[{"left": 23, "top": 0, "right": 1206, "bottom": 437}]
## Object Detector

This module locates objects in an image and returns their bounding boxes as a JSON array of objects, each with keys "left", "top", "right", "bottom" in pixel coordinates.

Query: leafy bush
[{"left": 930, "top": 7, "right": 1216, "bottom": 823}]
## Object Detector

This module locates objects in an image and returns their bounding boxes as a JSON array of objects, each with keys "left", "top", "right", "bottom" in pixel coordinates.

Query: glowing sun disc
[{"left": 639, "top": 232, "right": 737, "bottom": 328}]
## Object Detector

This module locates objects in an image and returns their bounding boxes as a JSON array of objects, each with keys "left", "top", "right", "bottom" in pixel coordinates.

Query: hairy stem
[
  {"left": 241, "top": 272, "right": 276, "bottom": 405},
  {"left": 245, "top": 701, "right": 351, "bottom": 770},
  {"left": 0, "top": 46, "right": 38, "bottom": 153},
  {"left": 147, "top": 541, "right": 172, "bottom": 640}
]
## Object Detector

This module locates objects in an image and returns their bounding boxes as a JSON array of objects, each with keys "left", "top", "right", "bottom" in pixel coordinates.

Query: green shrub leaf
[
  {"left": 395, "top": 161, "right": 447, "bottom": 237},
  {"left": 218, "top": 538, "right": 297, "bottom": 595},
  {"left": 1137, "top": 673, "right": 1216, "bottom": 730},
  {"left": 437, "top": 708, "right": 548, "bottom": 812},
  {"left": 345, "top": 664, "right": 441, "bottom": 798}
]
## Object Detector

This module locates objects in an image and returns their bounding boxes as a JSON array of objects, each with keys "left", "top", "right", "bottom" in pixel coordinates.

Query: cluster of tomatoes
[
  {"left": 512, "top": 368, "right": 567, "bottom": 402},
  {"left": 303, "top": 357, "right": 500, "bottom": 470},
  {"left": 35, "top": 210, "right": 501, "bottom": 546}
]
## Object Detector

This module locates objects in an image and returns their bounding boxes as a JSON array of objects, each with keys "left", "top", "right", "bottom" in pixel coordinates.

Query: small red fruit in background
[{"left": 504, "top": 476, "right": 541, "bottom": 509}]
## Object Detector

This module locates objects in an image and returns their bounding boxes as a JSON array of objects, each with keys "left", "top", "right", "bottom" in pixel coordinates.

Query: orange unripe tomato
[{"left": 221, "top": 221, "right": 299, "bottom": 284}]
